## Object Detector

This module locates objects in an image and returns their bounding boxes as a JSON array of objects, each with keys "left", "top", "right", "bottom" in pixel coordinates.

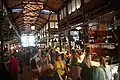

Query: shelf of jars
[{"left": 85, "top": 22, "right": 118, "bottom": 56}]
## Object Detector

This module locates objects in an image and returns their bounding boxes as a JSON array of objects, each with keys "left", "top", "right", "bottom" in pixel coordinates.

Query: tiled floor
[{"left": 20, "top": 67, "right": 33, "bottom": 80}]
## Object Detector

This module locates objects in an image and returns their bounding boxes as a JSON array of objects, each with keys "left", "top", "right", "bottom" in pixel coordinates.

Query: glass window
[
  {"left": 47, "top": 33, "right": 48, "bottom": 36},
  {"left": 55, "top": 14, "right": 57, "bottom": 20},
  {"left": 46, "top": 23, "right": 48, "bottom": 30},
  {"left": 60, "top": 14, "right": 62, "bottom": 20},
  {"left": 72, "top": 0, "right": 76, "bottom": 12},
  {"left": 38, "top": 33, "right": 39, "bottom": 36},
  {"left": 61, "top": 10, "right": 64, "bottom": 19},
  {"left": 76, "top": 0, "right": 81, "bottom": 9},
  {"left": 44, "top": 33, "right": 46, "bottom": 37},
  {"left": 50, "top": 14, "right": 57, "bottom": 20},
  {"left": 44, "top": 26, "right": 46, "bottom": 31},
  {"left": 64, "top": 7, "right": 66, "bottom": 17},
  {"left": 68, "top": 3, "right": 72, "bottom": 14},
  {"left": 50, "top": 15, "right": 53, "bottom": 20},
  {"left": 55, "top": 22, "right": 58, "bottom": 28},
  {"left": 50, "top": 22, "right": 55, "bottom": 28}
]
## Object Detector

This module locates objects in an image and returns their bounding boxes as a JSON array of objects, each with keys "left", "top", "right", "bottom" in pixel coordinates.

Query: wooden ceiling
[{"left": 5, "top": 0, "right": 66, "bottom": 33}]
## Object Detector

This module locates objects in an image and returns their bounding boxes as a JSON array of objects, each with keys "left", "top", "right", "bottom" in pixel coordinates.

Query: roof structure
[{"left": 5, "top": 0, "right": 69, "bottom": 34}]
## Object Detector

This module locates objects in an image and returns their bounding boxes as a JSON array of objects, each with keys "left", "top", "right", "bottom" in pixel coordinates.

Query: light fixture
[
  {"left": 76, "top": 27, "right": 82, "bottom": 30},
  {"left": 89, "top": 22, "right": 98, "bottom": 26},
  {"left": 9, "top": 24, "right": 12, "bottom": 29},
  {"left": 31, "top": 25, "right": 35, "bottom": 30},
  {"left": 108, "top": 25, "right": 113, "bottom": 30}
]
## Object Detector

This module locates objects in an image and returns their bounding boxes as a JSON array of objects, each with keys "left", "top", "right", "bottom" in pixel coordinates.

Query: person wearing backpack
[
  {"left": 31, "top": 58, "right": 37, "bottom": 69},
  {"left": 30, "top": 58, "right": 40, "bottom": 80}
]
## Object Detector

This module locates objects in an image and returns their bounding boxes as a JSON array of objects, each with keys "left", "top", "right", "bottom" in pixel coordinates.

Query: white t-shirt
[
  {"left": 94, "top": 65, "right": 112, "bottom": 80},
  {"left": 105, "top": 65, "right": 112, "bottom": 80}
]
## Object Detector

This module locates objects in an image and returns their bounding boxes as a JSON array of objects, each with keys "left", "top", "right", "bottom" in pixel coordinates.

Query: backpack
[
  {"left": 66, "top": 57, "right": 70, "bottom": 66},
  {"left": 30, "top": 58, "right": 37, "bottom": 69}
]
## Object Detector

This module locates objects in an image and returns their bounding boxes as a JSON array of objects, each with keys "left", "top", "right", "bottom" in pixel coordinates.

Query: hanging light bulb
[
  {"left": 76, "top": 27, "right": 82, "bottom": 30},
  {"left": 31, "top": 26, "right": 35, "bottom": 30}
]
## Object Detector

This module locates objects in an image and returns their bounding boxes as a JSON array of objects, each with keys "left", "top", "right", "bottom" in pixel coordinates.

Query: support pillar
[
  {"left": 57, "top": 13, "right": 62, "bottom": 52},
  {"left": 0, "top": 0, "right": 4, "bottom": 56},
  {"left": 48, "top": 18, "right": 50, "bottom": 46},
  {"left": 68, "top": 31, "right": 72, "bottom": 54}
]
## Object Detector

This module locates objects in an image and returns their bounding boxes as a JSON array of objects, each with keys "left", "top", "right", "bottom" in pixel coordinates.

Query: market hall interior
[{"left": 0, "top": 0, "right": 120, "bottom": 80}]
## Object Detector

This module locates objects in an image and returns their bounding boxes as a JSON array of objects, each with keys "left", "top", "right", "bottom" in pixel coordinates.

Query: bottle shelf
[{"left": 84, "top": 43, "right": 118, "bottom": 45}]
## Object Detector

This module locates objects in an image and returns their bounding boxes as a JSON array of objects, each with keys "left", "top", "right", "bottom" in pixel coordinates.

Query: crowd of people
[
  {"left": 29, "top": 47, "right": 117, "bottom": 80},
  {"left": 0, "top": 46, "right": 119, "bottom": 80},
  {"left": 0, "top": 49, "right": 24, "bottom": 80}
]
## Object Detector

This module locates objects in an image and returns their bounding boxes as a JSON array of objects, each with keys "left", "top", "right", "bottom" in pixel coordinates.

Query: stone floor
[{"left": 19, "top": 67, "right": 33, "bottom": 80}]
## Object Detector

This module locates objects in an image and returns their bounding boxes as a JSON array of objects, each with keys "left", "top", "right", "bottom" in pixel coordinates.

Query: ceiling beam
[
  {"left": 9, "top": 1, "right": 44, "bottom": 9},
  {"left": 38, "top": 15, "right": 48, "bottom": 21},
  {"left": 48, "top": 12, "right": 52, "bottom": 21},
  {"left": 58, "top": 0, "right": 72, "bottom": 11},
  {"left": 18, "top": 24, "right": 31, "bottom": 27},
  {"left": 16, "top": 22, "right": 32, "bottom": 26},
  {"left": 16, "top": 20, "right": 44, "bottom": 28},
  {"left": 36, "top": 20, "right": 45, "bottom": 24},
  {"left": 44, "top": 4, "right": 57, "bottom": 13},
  {"left": 19, "top": 23, "right": 40, "bottom": 27},
  {"left": 35, "top": 22, "right": 44, "bottom": 26},
  {"left": 12, "top": 5, "right": 38, "bottom": 21},
  {"left": 10, "top": 2, "right": 23, "bottom": 9},
  {"left": 34, "top": 23, "right": 42, "bottom": 28},
  {"left": 37, "top": 11, "right": 52, "bottom": 30},
  {"left": 60, "top": 0, "right": 72, "bottom": 3},
  {"left": 13, "top": 14, "right": 23, "bottom": 22}
]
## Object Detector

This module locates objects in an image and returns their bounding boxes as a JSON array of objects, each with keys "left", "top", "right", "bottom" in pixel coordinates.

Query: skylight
[
  {"left": 39, "top": 10, "right": 54, "bottom": 14},
  {"left": 12, "top": 8, "right": 22, "bottom": 13}
]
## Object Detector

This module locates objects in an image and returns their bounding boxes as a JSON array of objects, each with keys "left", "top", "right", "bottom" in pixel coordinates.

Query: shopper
[
  {"left": 46, "top": 49, "right": 51, "bottom": 63},
  {"left": 71, "top": 51, "right": 81, "bottom": 80},
  {"left": 30, "top": 57, "right": 40, "bottom": 80},
  {"left": 0, "top": 56, "right": 10, "bottom": 80},
  {"left": 94, "top": 56, "right": 112, "bottom": 80},
  {"left": 9, "top": 56, "right": 19, "bottom": 80},
  {"left": 80, "top": 50, "right": 93, "bottom": 80},
  {"left": 55, "top": 54, "right": 66, "bottom": 80},
  {"left": 65, "top": 52, "right": 71, "bottom": 76},
  {"left": 50, "top": 50, "right": 57, "bottom": 63}
]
